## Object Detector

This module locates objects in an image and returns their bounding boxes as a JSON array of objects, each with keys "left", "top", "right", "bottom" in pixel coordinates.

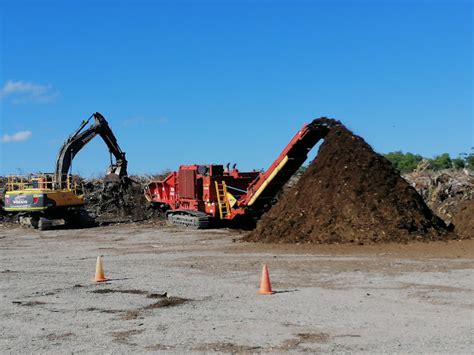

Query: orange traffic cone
[
  {"left": 91, "top": 256, "right": 108, "bottom": 283},
  {"left": 257, "top": 264, "right": 274, "bottom": 295}
]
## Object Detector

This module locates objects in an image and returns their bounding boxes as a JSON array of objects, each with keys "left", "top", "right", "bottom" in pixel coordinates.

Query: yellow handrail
[{"left": 5, "top": 174, "right": 81, "bottom": 193}]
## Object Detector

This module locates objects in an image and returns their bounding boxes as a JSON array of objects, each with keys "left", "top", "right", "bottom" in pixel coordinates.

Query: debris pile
[
  {"left": 404, "top": 169, "right": 473, "bottom": 238},
  {"left": 0, "top": 176, "right": 10, "bottom": 223},
  {"left": 83, "top": 176, "right": 160, "bottom": 225},
  {"left": 245, "top": 121, "right": 458, "bottom": 244}
]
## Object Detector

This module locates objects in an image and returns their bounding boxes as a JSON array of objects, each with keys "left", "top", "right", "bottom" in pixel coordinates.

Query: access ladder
[{"left": 215, "top": 181, "right": 231, "bottom": 219}]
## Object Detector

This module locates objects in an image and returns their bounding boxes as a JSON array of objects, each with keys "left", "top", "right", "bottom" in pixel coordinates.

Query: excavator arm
[{"left": 55, "top": 112, "right": 127, "bottom": 184}]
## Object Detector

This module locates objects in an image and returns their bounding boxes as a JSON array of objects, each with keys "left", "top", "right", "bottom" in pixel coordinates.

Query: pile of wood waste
[
  {"left": 83, "top": 176, "right": 162, "bottom": 225},
  {"left": 404, "top": 168, "right": 473, "bottom": 239}
]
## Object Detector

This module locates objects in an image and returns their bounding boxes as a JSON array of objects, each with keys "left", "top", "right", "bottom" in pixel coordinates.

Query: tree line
[{"left": 384, "top": 149, "right": 474, "bottom": 173}]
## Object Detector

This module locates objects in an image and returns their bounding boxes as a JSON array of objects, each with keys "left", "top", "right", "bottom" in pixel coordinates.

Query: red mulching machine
[{"left": 144, "top": 118, "right": 339, "bottom": 228}]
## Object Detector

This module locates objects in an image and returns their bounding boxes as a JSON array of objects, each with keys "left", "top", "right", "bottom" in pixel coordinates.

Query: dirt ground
[{"left": 0, "top": 223, "right": 472, "bottom": 353}]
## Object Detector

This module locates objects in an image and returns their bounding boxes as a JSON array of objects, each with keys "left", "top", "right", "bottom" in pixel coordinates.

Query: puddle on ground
[
  {"left": 277, "top": 332, "right": 331, "bottom": 351},
  {"left": 83, "top": 307, "right": 121, "bottom": 314},
  {"left": 142, "top": 297, "right": 188, "bottom": 310},
  {"left": 194, "top": 342, "right": 262, "bottom": 352},
  {"left": 12, "top": 300, "right": 46, "bottom": 307},
  {"left": 82, "top": 288, "right": 191, "bottom": 320},
  {"left": 89, "top": 288, "right": 148, "bottom": 295}
]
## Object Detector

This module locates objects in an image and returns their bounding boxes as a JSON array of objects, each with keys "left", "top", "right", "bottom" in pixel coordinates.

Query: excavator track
[{"left": 165, "top": 210, "right": 210, "bottom": 229}]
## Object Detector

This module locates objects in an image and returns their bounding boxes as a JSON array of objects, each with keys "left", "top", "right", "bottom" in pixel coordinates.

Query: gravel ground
[{"left": 0, "top": 223, "right": 472, "bottom": 353}]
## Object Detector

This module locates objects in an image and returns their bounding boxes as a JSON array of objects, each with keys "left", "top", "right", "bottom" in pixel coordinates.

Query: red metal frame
[
  {"left": 144, "top": 119, "right": 334, "bottom": 221},
  {"left": 145, "top": 165, "right": 259, "bottom": 219}
]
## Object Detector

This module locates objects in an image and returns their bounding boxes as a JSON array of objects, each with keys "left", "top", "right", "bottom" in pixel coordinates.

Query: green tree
[
  {"left": 428, "top": 153, "right": 452, "bottom": 170},
  {"left": 384, "top": 151, "right": 423, "bottom": 173},
  {"left": 464, "top": 148, "right": 474, "bottom": 169},
  {"left": 452, "top": 157, "right": 465, "bottom": 169}
]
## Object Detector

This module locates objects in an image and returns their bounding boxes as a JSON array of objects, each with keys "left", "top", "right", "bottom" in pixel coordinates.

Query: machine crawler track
[{"left": 165, "top": 210, "right": 210, "bottom": 229}]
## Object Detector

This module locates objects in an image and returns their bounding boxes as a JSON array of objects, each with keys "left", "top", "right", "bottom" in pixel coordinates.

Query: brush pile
[
  {"left": 83, "top": 176, "right": 160, "bottom": 225},
  {"left": 404, "top": 169, "right": 473, "bottom": 238}
]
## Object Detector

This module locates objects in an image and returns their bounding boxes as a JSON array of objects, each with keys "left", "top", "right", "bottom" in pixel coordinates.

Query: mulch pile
[
  {"left": 245, "top": 119, "right": 460, "bottom": 244},
  {"left": 451, "top": 199, "right": 474, "bottom": 239}
]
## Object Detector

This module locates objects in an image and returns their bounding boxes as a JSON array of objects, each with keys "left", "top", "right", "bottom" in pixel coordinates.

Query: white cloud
[
  {"left": 0, "top": 80, "right": 58, "bottom": 103},
  {"left": 1, "top": 130, "right": 33, "bottom": 143}
]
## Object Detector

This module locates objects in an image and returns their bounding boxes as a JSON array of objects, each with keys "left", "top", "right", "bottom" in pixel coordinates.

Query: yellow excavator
[{"left": 3, "top": 112, "right": 127, "bottom": 230}]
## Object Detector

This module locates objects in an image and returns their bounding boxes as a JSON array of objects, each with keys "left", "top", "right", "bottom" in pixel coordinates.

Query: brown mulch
[
  {"left": 451, "top": 199, "right": 474, "bottom": 239},
  {"left": 245, "top": 120, "right": 459, "bottom": 244}
]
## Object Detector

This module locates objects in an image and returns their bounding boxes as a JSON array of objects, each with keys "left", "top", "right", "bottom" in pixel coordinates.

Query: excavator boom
[{"left": 55, "top": 112, "right": 127, "bottom": 183}]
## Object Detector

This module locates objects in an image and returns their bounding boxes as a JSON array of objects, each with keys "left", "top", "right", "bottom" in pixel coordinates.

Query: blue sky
[{"left": 1, "top": 0, "right": 472, "bottom": 176}]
